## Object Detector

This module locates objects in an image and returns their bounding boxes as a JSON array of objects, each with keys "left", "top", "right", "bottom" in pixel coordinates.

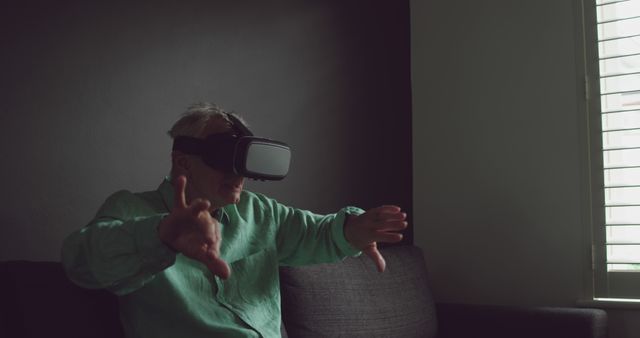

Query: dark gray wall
[
  {"left": 0, "top": 0, "right": 412, "bottom": 261},
  {"left": 411, "top": 1, "right": 640, "bottom": 338},
  {"left": 412, "top": 0, "right": 584, "bottom": 306}
]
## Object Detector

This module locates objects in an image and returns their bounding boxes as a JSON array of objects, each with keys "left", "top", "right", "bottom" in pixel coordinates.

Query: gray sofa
[{"left": 1, "top": 245, "right": 607, "bottom": 338}]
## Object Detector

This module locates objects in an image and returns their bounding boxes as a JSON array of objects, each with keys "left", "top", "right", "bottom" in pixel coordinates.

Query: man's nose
[{"left": 225, "top": 172, "right": 244, "bottom": 181}]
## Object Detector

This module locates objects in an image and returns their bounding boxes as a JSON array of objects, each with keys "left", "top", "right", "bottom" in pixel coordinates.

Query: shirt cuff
[
  {"left": 134, "top": 214, "right": 177, "bottom": 271},
  {"left": 331, "top": 206, "right": 365, "bottom": 257}
]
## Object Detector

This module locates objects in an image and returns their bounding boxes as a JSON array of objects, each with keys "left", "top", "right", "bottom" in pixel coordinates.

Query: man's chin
[{"left": 224, "top": 192, "right": 242, "bottom": 205}]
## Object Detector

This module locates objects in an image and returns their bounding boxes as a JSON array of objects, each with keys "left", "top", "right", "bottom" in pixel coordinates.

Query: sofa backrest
[
  {"left": 279, "top": 245, "right": 437, "bottom": 338},
  {"left": 1, "top": 245, "right": 436, "bottom": 338},
  {"left": 0, "top": 260, "right": 124, "bottom": 338}
]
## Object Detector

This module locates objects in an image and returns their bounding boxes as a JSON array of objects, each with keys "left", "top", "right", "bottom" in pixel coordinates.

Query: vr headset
[{"left": 172, "top": 113, "right": 291, "bottom": 181}]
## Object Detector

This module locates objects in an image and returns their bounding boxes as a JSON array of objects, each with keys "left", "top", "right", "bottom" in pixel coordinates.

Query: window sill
[{"left": 577, "top": 298, "right": 640, "bottom": 310}]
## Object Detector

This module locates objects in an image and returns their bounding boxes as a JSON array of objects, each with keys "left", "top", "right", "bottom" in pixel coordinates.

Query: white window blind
[{"left": 592, "top": 0, "right": 640, "bottom": 298}]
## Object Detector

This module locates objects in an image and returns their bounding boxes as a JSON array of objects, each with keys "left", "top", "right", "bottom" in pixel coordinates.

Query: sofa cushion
[
  {"left": 279, "top": 245, "right": 437, "bottom": 338},
  {"left": 0, "top": 260, "right": 124, "bottom": 338}
]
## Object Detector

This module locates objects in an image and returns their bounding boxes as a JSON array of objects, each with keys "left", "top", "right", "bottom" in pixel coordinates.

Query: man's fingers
[
  {"left": 368, "top": 205, "right": 402, "bottom": 215},
  {"left": 173, "top": 175, "right": 188, "bottom": 209},
  {"left": 372, "top": 231, "right": 403, "bottom": 243},
  {"left": 379, "top": 212, "right": 407, "bottom": 221},
  {"left": 365, "top": 206, "right": 404, "bottom": 223},
  {"left": 363, "top": 245, "right": 386, "bottom": 273},
  {"left": 374, "top": 220, "right": 408, "bottom": 231}
]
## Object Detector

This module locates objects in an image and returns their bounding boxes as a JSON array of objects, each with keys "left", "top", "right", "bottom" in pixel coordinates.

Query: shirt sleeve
[
  {"left": 60, "top": 190, "right": 176, "bottom": 296},
  {"left": 269, "top": 196, "right": 364, "bottom": 266}
]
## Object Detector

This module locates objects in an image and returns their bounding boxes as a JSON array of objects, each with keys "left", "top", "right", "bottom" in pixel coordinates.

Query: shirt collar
[{"left": 158, "top": 177, "right": 229, "bottom": 223}]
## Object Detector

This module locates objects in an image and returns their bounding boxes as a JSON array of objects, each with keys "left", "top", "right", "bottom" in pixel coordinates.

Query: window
[{"left": 586, "top": 0, "right": 640, "bottom": 299}]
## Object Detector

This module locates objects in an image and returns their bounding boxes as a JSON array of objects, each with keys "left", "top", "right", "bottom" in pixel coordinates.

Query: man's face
[
  {"left": 180, "top": 115, "right": 245, "bottom": 209},
  {"left": 186, "top": 156, "right": 245, "bottom": 209}
]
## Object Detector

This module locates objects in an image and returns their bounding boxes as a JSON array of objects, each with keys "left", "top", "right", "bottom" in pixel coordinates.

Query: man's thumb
[
  {"left": 364, "top": 245, "right": 386, "bottom": 273},
  {"left": 208, "top": 256, "right": 231, "bottom": 279}
]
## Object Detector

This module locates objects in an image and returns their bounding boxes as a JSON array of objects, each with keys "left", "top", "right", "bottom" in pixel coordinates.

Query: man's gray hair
[
  {"left": 168, "top": 102, "right": 244, "bottom": 139},
  {"left": 168, "top": 102, "right": 247, "bottom": 178}
]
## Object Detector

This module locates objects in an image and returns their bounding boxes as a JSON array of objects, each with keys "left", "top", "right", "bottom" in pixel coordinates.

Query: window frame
[{"left": 581, "top": 0, "right": 640, "bottom": 301}]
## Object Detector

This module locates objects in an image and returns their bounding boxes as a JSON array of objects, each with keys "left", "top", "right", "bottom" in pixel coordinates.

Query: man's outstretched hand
[
  {"left": 344, "top": 205, "right": 408, "bottom": 272},
  {"left": 157, "top": 175, "right": 231, "bottom": 279}
]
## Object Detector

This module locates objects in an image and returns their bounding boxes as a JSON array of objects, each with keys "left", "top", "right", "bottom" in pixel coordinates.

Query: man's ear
[{"left": 171, "top": 151, "right": 191, "bottom": 176}]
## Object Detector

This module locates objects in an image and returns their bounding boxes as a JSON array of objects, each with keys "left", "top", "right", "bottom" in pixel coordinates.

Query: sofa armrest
[
  {"left": 435, "top": 303, "right": 607, "bottom": 338},
  {"left": 0, "top": 260, "right": 124, "bottom": 338},
  {"left": 280, "top": 245, "right": 438, "bottom": 338}
]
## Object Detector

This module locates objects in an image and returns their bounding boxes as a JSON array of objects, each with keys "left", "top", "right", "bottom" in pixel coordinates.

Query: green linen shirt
[{"left": 61, "top": 178, "right": 363, "bottom": 338}]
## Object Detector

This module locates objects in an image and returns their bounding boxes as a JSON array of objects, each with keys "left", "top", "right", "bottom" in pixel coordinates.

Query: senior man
[{"left": 61, "top": 102, "right": 407, "bottom": 338}]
